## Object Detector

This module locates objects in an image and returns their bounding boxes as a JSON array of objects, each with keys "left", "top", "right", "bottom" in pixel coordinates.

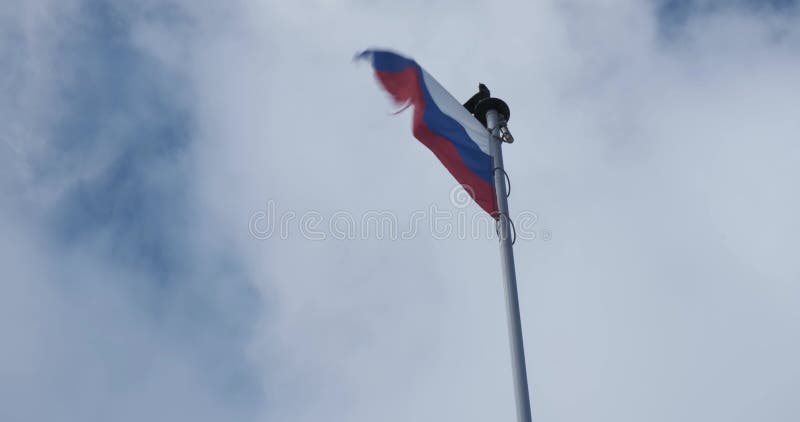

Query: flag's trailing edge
[{"left": 358, "top": 49, "right": 498, "bottom": 217}]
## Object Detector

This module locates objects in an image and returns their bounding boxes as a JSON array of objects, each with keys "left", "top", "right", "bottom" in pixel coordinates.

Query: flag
[{"left": 358, "top": 49, "right": 498, "bottom": 216}]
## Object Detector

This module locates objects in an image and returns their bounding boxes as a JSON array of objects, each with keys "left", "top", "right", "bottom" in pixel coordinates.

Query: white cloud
[{"left": 2, "top": 1, "right": 799, "bottom": 421}]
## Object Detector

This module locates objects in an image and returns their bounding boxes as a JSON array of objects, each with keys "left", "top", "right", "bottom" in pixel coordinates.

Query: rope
[
  {"left": 494, "top": 213, "right": 518, "bottom": 245},
  {"left": 492, "top": 167, "right": 511, "bottom": 198}
]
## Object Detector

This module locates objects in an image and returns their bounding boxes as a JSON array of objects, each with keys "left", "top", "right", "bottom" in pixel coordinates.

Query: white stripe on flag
[{"left": 421, "top": 70, "right": 492, "bottom": 155}]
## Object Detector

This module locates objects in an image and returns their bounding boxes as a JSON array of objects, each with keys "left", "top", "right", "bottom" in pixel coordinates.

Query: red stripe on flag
[{"left": 374, "top": 67, "right": 498, "bottom": 217}]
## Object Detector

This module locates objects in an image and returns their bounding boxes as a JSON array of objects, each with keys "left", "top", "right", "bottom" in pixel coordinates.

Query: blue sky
[
  {"left": 2, "top": 1, "right": 800, "bottom": 421},
  {"left": 658, "top": 0, "right": 797, "bottom": 37},
  {"left": 2, "top": 2, "right": 260, "bottom": 420}
]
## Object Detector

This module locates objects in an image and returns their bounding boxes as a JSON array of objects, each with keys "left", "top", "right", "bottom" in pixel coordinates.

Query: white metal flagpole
[{"left": 477, "top": 98, "right": 533, "bottom": 422}]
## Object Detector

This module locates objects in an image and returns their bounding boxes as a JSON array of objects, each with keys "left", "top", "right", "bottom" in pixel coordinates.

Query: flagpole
[{"left": 479, "top": 100, "right": 533, "bottom": 422}]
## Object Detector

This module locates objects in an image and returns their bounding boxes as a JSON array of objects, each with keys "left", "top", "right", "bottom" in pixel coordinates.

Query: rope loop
[
  {"left": 494, "top": 213, "right": 518, "bottom": 245},
  {"left": 492, "top": 167, "right": 511, "bottom": 198}
]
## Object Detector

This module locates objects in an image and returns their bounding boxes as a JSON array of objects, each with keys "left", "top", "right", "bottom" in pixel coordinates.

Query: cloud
[
  {"left": 2, "top": 1, "right": 799, "bottom": 422},
  {"left": 1, "top": 2, "right": 260, "bottom": 421}
]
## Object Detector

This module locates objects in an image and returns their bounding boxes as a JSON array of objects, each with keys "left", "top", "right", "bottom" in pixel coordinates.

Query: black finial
[
  {"left": 464, "top": 83, "right": 511, "bottom": 127},
  {"left": 463, "top": 83, "right": 491, "bottom": 114},
  {"left": 473, "top": 97, "right": 510, "bottom": 127}
]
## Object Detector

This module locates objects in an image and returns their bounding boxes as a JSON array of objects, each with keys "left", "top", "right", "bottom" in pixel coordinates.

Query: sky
[{"left": 1, "top": 1, "right": 799, "bottom": 421}]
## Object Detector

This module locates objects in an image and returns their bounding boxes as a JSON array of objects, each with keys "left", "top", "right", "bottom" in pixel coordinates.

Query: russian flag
[{"left": 359, "top": 49, "right": 498, "bottom": 217}]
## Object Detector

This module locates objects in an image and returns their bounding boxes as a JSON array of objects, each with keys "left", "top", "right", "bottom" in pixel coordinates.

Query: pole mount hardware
[{"left": 474, "top": 97, "right": 510, "bottom": 127}]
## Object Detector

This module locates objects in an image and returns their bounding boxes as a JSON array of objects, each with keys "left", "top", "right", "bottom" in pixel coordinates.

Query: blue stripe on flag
[{"left": 413, "top": 65, "right": 494, "bottom": 185}]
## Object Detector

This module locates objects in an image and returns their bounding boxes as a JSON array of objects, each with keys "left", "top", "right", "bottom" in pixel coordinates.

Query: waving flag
[{"left": 359, "top": 49, "right": 497, "bottom": 216}]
